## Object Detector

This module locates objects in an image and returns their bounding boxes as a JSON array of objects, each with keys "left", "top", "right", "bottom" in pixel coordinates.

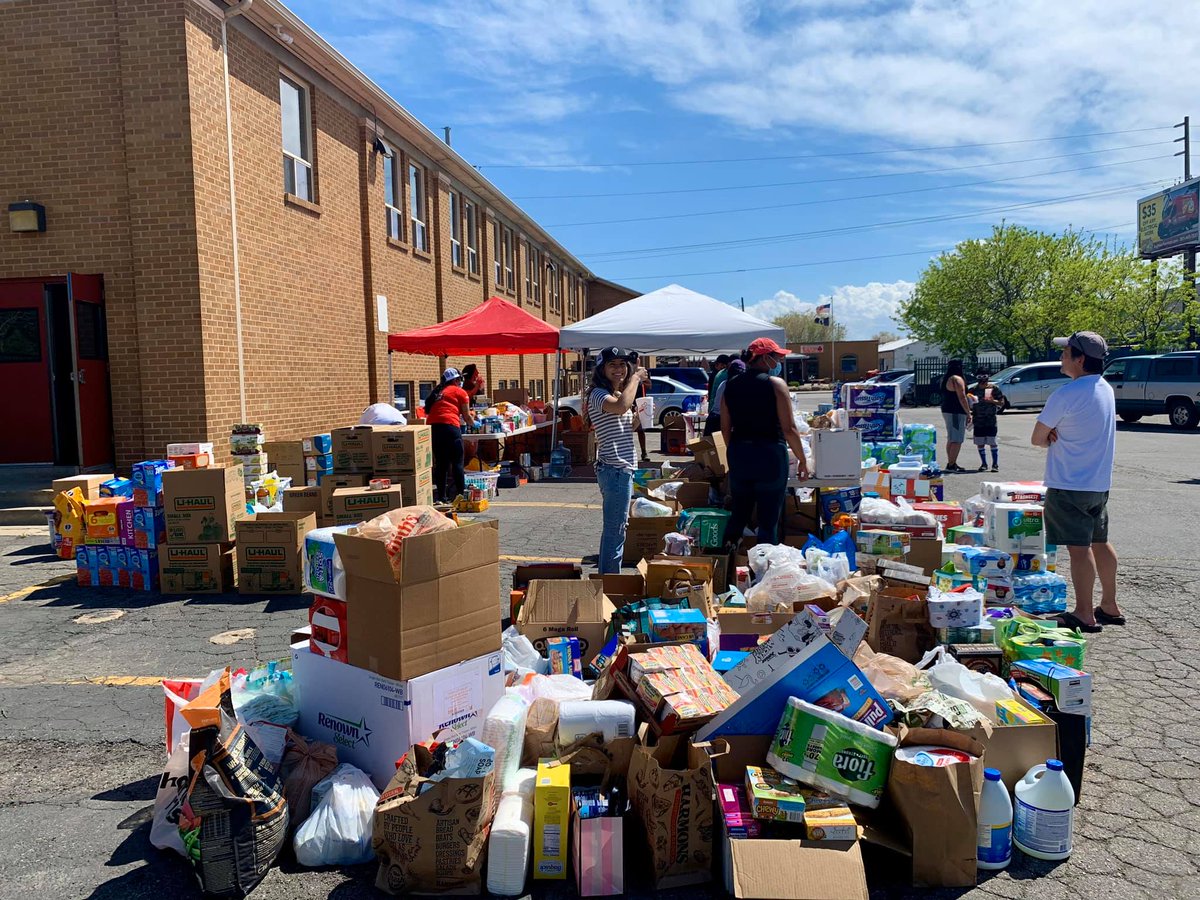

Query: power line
[
  {"left": 477, "top": 126, "right": 1172, "bottom": 169},
  {"left": 513, "top": 141, "right": 1170, "bottom": 200},
  {"left": 585, "top": 180, "right": 1163, "bottom": 264},
  {"left": 543, "top": 154, "right": 1172, "bottom": 228}
]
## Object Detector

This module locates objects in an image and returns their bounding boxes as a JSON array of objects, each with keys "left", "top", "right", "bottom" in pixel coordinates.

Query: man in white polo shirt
[{"left": 1031, "top": 331, "right": 1124, "bottom": 632}]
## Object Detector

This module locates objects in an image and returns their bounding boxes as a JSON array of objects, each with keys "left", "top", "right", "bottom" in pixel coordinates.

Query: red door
[
  {"left": 68, "top": 274, "right": 114, "bottom": 468},
  {"left": 0, "top": 281, "right": 55, "bottom": 463}
]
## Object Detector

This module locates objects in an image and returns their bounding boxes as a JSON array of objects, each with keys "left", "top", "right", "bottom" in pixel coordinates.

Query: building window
[
  {"left": 465, "top": 200, "right": 479, "bottom": 275},
  {"left": 409, "top": 163, "right": 428, "bottom": 251},
  {"left": 448, "top": 190, "right": 462, "bottom": 267},
  {"left": 497, "top": 379, "right": 507, "bottom": 390},
  {"left": 547, "top": 262, "right": 560, "bottom": 313},
  {"left": 280, "top": 74, "right": 313, "bottom": 201},
  {"left": 419, "top": 381, "right": 436, "bottom": 404},
  {"left": 383, "top": 148, "right": 402, "bottom": 240},
  {"left": 568, "top": 274, "right": 579, "bottom": 318},
  {"left": 840, "top": 354, "right": 858, "bottom": 374},
  {"left": 393, "top": 382, "right": 411, "bottom": 411},
  {"left": 528, "top": 246, "right": 541, "bottom": 305},
  {"left": 492, "top": 220, "right": 502, "bottom": 285},
  {"left": 503, "top": 227, "right": 515, "bottom": 291}
]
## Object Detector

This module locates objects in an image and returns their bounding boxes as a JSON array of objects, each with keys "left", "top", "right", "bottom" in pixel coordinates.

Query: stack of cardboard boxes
[
  {"left": 158, "top": 464, "right": 246, "bottom": 594},
  {"left": 263, "top": 433, "right": 332, "bottom": 488}
]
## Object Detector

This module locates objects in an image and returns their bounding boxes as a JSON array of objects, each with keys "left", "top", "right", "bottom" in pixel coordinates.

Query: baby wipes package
[{"left": 767, "top": 697, "right": 898, "bottom": 809}]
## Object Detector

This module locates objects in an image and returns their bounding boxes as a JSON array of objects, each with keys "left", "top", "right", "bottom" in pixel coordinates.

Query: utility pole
[
  {"left": 739, "top": 296, "right": 744, "bottom": 311},
  {"left": 1175, "top": 116, "right": 1198, "bottom": 347}
]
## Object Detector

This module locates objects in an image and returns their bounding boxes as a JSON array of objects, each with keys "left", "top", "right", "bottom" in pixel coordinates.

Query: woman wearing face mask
[{"left": 721, "top": 337, "right": 809, "bottom": 549}]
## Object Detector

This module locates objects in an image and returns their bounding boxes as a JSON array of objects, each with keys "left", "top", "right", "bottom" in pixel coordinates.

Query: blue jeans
[
  {"left": 596, "top": 463, "right": 634, "bottom": 575},
  {"left": 724, "top": 441, "right": 789, "bottom": 547}
]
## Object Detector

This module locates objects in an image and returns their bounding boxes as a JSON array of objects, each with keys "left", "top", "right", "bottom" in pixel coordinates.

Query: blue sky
[{"left": 286, "top": 0, "right": 1193, "bottom": 338}]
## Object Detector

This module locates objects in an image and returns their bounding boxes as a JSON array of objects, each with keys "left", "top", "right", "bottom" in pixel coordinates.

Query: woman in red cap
[{"left": 720, "top": 337, "right": 809, "bottom": 548}]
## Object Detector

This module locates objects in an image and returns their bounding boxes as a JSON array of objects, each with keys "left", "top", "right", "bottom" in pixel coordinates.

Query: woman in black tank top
[
  {"left": 939, "top": 359, "right": 973, "bottom": 471},
  {"left": 719, "top": 338, "right": 809, "bottom": 549}
]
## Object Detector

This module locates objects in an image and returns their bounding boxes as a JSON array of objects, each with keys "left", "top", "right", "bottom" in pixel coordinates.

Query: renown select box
[
  {"left": 371, "top": 425, "right": 433, "bottom": 474},
  {"left": 291, "top": 641, "right": 504, "bottom": 791},
  {"left": 158, "top": 543, "right": 236, "bottom": 594},
  {"left": 333, "top": 518, "right": 502, "bottom": 681},
  {"left": 161, "top": 465, "right": 247, "bottom": 543},
  {"left": 331, "top": 425, "right": 377, "bottom": 472},
  {"left": 235, "top": 511, "right": 316, "bottom": 594},
  {"left": 330, "top": 484, "right": 404, "bottom": 526}
]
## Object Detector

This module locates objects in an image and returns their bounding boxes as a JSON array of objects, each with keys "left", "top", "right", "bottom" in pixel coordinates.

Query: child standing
[{"left": 969, "top": 371, "right": 1005, "bottom": 472}]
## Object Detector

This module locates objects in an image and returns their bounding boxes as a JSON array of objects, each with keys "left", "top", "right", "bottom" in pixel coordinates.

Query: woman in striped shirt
[{"left": 587, "top": 347, "right": 649, "bottom": 574}]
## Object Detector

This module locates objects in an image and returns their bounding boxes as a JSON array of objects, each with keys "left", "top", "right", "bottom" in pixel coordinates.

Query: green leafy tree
[
  {"left": 772, "top": 311, "right": 847, "bottom": 343},
  {"left": 871, "top": 330, "right": 902, "bottom": 344}
]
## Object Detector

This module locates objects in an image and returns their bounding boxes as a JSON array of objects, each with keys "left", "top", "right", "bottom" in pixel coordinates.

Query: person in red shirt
[{"left": 425, "top": 367, "right": 475, "bottom": 502}]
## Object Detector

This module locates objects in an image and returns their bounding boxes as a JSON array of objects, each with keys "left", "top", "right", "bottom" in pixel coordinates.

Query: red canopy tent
[{"left": 387, "top": 295, "right": 559, "bottom": 355}]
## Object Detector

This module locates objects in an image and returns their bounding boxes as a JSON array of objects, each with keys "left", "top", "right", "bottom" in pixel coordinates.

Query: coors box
[{"left": 161, "top": 465, "right": 247, "bottom": 544}]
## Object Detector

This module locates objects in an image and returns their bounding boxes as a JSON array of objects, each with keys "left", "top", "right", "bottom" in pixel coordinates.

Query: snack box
[
  {"left": 744, "top": 765, "right": 806, "bottom": 822},
  {"left": 99, "top": 477, "right": 133, "bottom": 498},
  {"left": 996, "top": 698, "right": 1050, "bottom": 726},
  {"left": 805, "top": 808, "right": 858, "bottom": 841},
  {"left": 168, "top": 453, "right": 210, "bottom": 470},
  {"left": 647, "top": 608, "right": 709, "bottom": 655},
  {"left": 855, "top": 528, "right": 910, "bottom": 557},
  {"left": 718, "top": 783, "right": 762, "bottom": 839}
]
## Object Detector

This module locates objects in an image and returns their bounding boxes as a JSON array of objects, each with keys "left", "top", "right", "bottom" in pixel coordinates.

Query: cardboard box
[
  {"left": 167, "top": 453, "right": 210, "bottom": 470},
  {"left": 82, "top": 497, "right": 127, "bottom": 541},
  {"left": 590, "top": 572, "right": 645, "bottom": 606},
  {"left": 333, "top": 518, "right": 501, "bottom": 682},
  {"left": 263, "top": 440, "right": 305, "bottom": 469},
  {"left": 812, "top": 430, "right": 863, "bottom": 479},
  {"left": 392, "top": 469, "right": 434, "bottom": 507},
  {"left": 533, "top": 761, "right": 571, "bottom": 879},
  {"left": 291, "top": 642, "right": 504, "bottom": 791},
  {"left": 674, "top": 480, "right": 715, "bottom": 510},
  {"left": 161, "top": 465, "right": 247, "bottom": 543},
  {"left": 371, "top": 425, "right": 433, "bottom": 474},
  {"left": 303, "top": 433, "right": 333, "bottom": 455},
  {"left": 707, "top": 736, "right": 870, "bottom": 900},
  {"left": 158, "top": 543, "right": 236, "bottom": 594},
  {"left": 638, "top": 557, "right": 716, "bottom": 618},
  {"left": 514, "top": 562, "right": 583, "bottom": 590},
  {"left": 782, "top": 488, "right": 820, "bottom": 536},
  {"left": 890, "top": 476, "right": 945, "bottom": 501},
  {"left": 912, "top": 501, "right": 964, "bottom": 530},
  {"left": 331, "top": 425, "right": 378, "bottom": 472},
  {"left": 623, "top": 513, "right": 676, "bottom": 565},
  {"left": 517, "top": 578, "right": 616, "bottom": 667},
  {"left": 305, "top": 453, "right": 334, "bottom": 473},
  {"left": 1010, "top": 659, "right": 1092, "bottom": 715},
  {"left": 282, "top": 485, "right": 323, "bottom": 516},
  {"left": 319, "top": 473, "right": 370, "bottom": 517},
  {"left": 234, "top": 511, "right": 316, "bottom": 594},
  {"left": 52, "top": 474, "right": 115, "bottom": 500},
  {"left": 329, "top": 484, "right": 404, "bottom": 527},
  {"left": 166, "top": 442, "right": 214, "bottom": 457},
  {"left": 687, "top": 432, "right": 728, "bottom": 476},
  {"left": 962, "top": 695, "right": 1059, "bottom": 791},
  {"left": 561, "top": 430, "right": 595, "bottom": 465}
]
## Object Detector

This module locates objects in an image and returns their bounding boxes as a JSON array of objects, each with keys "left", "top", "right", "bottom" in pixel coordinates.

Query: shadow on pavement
[
  {"left": 4, "top": 544, "right": 59, "bottom": 560},
  {"left": 93, "top": 775, "right": 158, "bottom": 803}
]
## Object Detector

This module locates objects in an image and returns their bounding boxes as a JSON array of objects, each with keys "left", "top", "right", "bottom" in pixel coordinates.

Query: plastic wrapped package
[
  {"left": 355, "top": 505, "right": 457, "bottom": 579},
  {"left": 487, "top": 790, "right": 536, "bottom": 895},
  {"left": 860, "top": 496, "right": 938, "bottom": 527},
  {"left": 556, "top": 700, "right": 636, "bottom": 744},
  {"left": 631, "top": 497, "right": 675, "bottom": 518},
  {"left": 853, "top": 644, "right": 933, "bottom": 703},
  {"left": 280, "top": 731, "right": 339, "bottom": 826},
  {"left": 648, "top": 481, "right": 685, "bottom": 501},
  {"left": 502, "top": 627, "right": 548, "bottom": 676},
  {"left": 505, "top": 767, "right": 537, "bottom": 796},
  {"left": 746, "top": 542, "right": 807, "bottom": 581},
  {"left": 232, "top": 661, "right": 298, "bottom": 729},
  {"left": 744, "top": 564, "right": 837, "bottom": 614},
  {"left": 510, "top": 673, "right": 594, "bottom": 705},
  {"left": 293, "top": 764, "right": 380, "bottom": 866},
  {"left": 480, "top": 694, "right": 531, "bottom": 800}
]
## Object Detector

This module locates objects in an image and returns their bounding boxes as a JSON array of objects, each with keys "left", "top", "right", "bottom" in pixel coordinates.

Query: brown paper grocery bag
[
  {"left": 885, "top": 727, "right": 985, "bottom": 888},
  {"left": 627, "top": 736, "right": 714, "bottom": 890},
  {"left": 866, "top": 589, "right": 937, "bottom": 663},
  {"left": 373, "top": 745, "right": 494, "bottom": 895}
]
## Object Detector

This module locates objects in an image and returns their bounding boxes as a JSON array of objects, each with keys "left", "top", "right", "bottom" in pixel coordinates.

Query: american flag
[{"left": 813, "top": 302, "right": 831, "bottom": 326}]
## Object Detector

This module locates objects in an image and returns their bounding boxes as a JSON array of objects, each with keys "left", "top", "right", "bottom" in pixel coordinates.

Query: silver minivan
[{"left": 990, "top": 362, "right": 1070, "bottom": 410}]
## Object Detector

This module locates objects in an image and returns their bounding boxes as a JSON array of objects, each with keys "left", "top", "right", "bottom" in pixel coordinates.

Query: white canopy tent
[{"left": 557, "top": 284, "right": 785, "bottom": 354}]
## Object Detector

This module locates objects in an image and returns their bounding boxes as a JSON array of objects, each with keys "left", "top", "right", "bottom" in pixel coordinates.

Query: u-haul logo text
[
  {"left": 168, "top": 547, "right": 209, "bottom": 561},
  {"left": 345, "top": 495, "right": 389, "bottom": 509},
  {"left": 245, "top": 547, "right": 286, "bottom": 562},
  {"left": 173, "top": 496, "right": 216, "bottom": 511}
]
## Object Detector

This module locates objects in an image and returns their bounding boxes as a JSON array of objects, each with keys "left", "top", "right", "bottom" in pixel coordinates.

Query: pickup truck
[{"left": 1102, "top": 351, "right": 1200, "bottom": 429}]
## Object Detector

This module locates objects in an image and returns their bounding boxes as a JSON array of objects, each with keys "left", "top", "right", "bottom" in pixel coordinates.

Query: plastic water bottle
[
  {"left": 548, "top": 443, "right": 572, "bottom": 479},
  {"left": 977, "top": 767, "right": 1013, "bottom": 870},
  {"left": 1013, "top": 759, "right": 1075, "bottom": 861}
]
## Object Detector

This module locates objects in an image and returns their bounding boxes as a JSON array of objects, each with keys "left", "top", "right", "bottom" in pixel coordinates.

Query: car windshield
[
  {"left": 871, "top": 371, "right": 912, "bottom": 383},
  {"left": 991, "top": 366, "right": 1022, "bottom": 383}
]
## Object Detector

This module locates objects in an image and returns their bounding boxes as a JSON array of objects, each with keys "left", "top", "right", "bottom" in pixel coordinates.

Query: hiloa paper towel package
[{"left": 767, "top": 697, "right": 898, "bottom": 809}]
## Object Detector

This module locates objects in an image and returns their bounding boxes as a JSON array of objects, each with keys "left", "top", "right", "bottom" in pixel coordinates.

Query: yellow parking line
[
  {"left": 0, "top": 675, "right": 164, "bottom": 687},
  {"left": 490, "top": 501, "right": 598, "bottom": 509},
  {"left": 0, "top": 574, "right": 73, "bottom": 605},
  {"left": 500, "top": 554, "right": 584, "bottom": 563}
]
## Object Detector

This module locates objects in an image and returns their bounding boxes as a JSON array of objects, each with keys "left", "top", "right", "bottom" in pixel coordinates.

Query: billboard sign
[{"left": 1138, "top": 179, "right": 1200, "bottom": 259}]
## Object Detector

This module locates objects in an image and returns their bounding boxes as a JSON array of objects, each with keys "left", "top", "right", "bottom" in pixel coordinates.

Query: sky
[{"left": 285, "top": 0, "right": 1196, "bottom": 339}]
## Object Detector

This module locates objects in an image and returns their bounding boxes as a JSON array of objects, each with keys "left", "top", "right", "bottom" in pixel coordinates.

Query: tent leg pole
[
  {"left": 387, "top": 351, "right": 394, "bottom": 407},
  {"left": 550, "top": 350, "right": 562, "bottom": 470}
]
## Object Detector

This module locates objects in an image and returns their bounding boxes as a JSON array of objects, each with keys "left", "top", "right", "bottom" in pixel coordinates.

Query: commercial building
[
  {"left": 0, "top": 0, "right": 604, "bottom": 469},
  {"left": 787, "top": 340, "right": 880, "bottom": 382}
]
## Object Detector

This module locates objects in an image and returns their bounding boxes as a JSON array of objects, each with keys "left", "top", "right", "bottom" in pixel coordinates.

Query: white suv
[
  {"left": 990, "top": 362, "right": 1070, "bottom": 410},
  {"left": 1104, "top": 352, "right": 1200, "bottom": 429}
]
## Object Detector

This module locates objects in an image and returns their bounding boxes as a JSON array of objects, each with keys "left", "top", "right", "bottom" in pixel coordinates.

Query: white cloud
[{"left": 745, "top": 280, "right": 915, "bottom": 340}]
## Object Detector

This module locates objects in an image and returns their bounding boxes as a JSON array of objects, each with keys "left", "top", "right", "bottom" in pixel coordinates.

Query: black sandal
[
  {"left": 1056, "top": 612, "right": 1103, "bottom": 633},
  {"left": 1095, "top": 609, "right": 1126, "bottom": 626}
]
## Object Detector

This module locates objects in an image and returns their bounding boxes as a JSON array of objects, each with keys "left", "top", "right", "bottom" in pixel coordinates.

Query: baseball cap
[
  {"left": 442, "top": 367, "right": 463, "bottom": 382},
  {"left": 1052, "top": 331, "right": 1108, "bottom": 359},
  {"left": 747, "top": 336, "right": 786, "bottom": 358},
  {"left": 597, "top": 346, "right": 639, "bottom": 365}
]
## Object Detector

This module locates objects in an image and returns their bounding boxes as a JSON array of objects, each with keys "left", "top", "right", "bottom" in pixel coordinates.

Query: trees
[
  {"left": 899, "top": 223, "right": 1196, "bottom": 362},
  {"left": 871, "top": 330, "right": 901, "bottom": 344},
  {"left": 773, "top": 311, "right": 847, "bottom": 343}
]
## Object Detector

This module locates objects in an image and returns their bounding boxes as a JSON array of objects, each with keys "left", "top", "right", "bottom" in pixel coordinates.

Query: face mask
[{"left": 768, "top": 360, "right": 783, "bottom": 377}]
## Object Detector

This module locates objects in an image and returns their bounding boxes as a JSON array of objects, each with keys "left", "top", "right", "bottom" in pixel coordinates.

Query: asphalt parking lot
[{"left": 0, "top": 409, "right": 1196, "bottom": 900}]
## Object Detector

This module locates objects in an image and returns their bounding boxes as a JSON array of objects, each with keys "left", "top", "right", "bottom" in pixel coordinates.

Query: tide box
[
  {"left": 331, "top": 426, "right": 377, "bottom": 472},
  {"left": 371, "top": 425, "right": 433, "bottom": 474},
  {"left": 291, "top": 641, "right": 504, "bottom": 791},
  {"left": 235, "top": 511, "right": 316, "bottom": 595},
  {"left": 83, "top": 498, "right": 130, "bottom": 541},
  {"left": 158, "top": 543, "right": 236, "bottom": 594},
  {"left": 161, "top": 465, "right": 247, "bottom": 543},
  {"left": 329, "top": 484, "right": 404, "bottom": 527}
]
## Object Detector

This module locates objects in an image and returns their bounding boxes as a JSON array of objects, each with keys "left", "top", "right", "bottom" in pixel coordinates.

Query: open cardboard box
[
  {"left": 588, "top": 572, "right": 646, "bottom": 607},
  {"left": 638, "top": 557, "right": 716, "bottom": 618},
  {"left": 960, "top": 696, "right": 1059, "bottom": 791},
  {"left": 703, "top": 734, "right": 870, "bottom": 900},
  {"left": 517, "top": 578, "right": 615, "bottom": 666}
]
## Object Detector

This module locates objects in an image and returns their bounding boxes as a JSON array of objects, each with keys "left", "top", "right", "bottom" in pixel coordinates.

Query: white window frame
[
  {"left": 530, "top": 246, "right": 541, "bottom": 305},
  {"left": 547, "top": 261, "right": 560, "bottom": 313},
  {"left": 409, "top": 163, "right": 428, "bottom": 251},
  {"left": 280, "top": 73, "right": 313, "bottom": 201},
  {"left": 503, "top": 227, "right": 515, "bottom": 291},
  {"left": 464, "top": 199, "right": 479, "bottom": 274},
  {"left": 492, "top": 220, "right": 502, "bottom": 284},
  {"left": 449, "top": 190, "right": 462, "bottom": 267},
  {"left": 383, "top": 146, "right": 402, "bottom": 240}
]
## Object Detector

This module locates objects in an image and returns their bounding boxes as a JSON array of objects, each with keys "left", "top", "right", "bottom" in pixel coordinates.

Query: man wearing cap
[
  {"left": 721, "top": 337, "right": 809, "bottom": 549},
  {"left": 1031, "top": 331, "right": 1124, "bottom": 632},
  {"left": 588, "top": 347, "right": 649, "bottom": 574}
]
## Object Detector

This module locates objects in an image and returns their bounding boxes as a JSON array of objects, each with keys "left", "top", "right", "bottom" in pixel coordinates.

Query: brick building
[{"left": 0, "top": 0, "right": 600, "bottom": 469}]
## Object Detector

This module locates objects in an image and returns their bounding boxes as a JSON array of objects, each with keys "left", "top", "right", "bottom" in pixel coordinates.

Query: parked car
[
  {"left": 865, "top": 370, "right": 916, "bottom": 404},
  {"left": 554, "top": 376, "right": 706, "bottom": 426},
  {"left": 650, "top": 366, "right": 709, "bottom": 392},
  {"left": 865, "top": 369, "right": 914, "bottom": 384},
  {"left": 1103, "top": 352, "right": 1200, "bottom": 429},
  {"left": 988, "top": 362, "right": 1071, "bottom": 410}
]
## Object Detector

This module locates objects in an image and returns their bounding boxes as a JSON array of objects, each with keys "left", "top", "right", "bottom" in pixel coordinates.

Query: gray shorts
[
  {"left": 943, "top": 412, "right": 967, "bottom": 443},
  {"left": 1045, "top": 488, "right": 1110, "bottom": 547},
  {"left": 974, "top": 434, "right": 997, "bottom": 447}
]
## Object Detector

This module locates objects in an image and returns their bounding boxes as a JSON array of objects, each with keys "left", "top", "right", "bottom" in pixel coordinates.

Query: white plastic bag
[
  {"left": 150, "top": 739, "right": 192, "bottom": 856},
  {"left": 745, "top": 563, "right": 837, "bottom": 614},
  {"left": 293, "top": 764, "right": 380, "bottom": 867},
  {"left": 631, "top": 496, "right": 674, "bottom": 518},
  {"left": 502, "top": 626, "right": 548, "bottom": 676},
  {"left": 510, "top": 673, "right": 594, "bottom": 705},
  {"left": 648, "top": 481, "right": 685, "bottom": 501},
  {"left": 746, "top": 542, "right": 806, "bottom": 581},
  {"left": 918, "top": 646, "right": 1014, "bottom": 721}
]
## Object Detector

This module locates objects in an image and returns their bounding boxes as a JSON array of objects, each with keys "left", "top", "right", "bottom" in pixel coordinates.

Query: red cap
[{"left": 747, "top": 337, "right": 786, "bottom": 358}]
